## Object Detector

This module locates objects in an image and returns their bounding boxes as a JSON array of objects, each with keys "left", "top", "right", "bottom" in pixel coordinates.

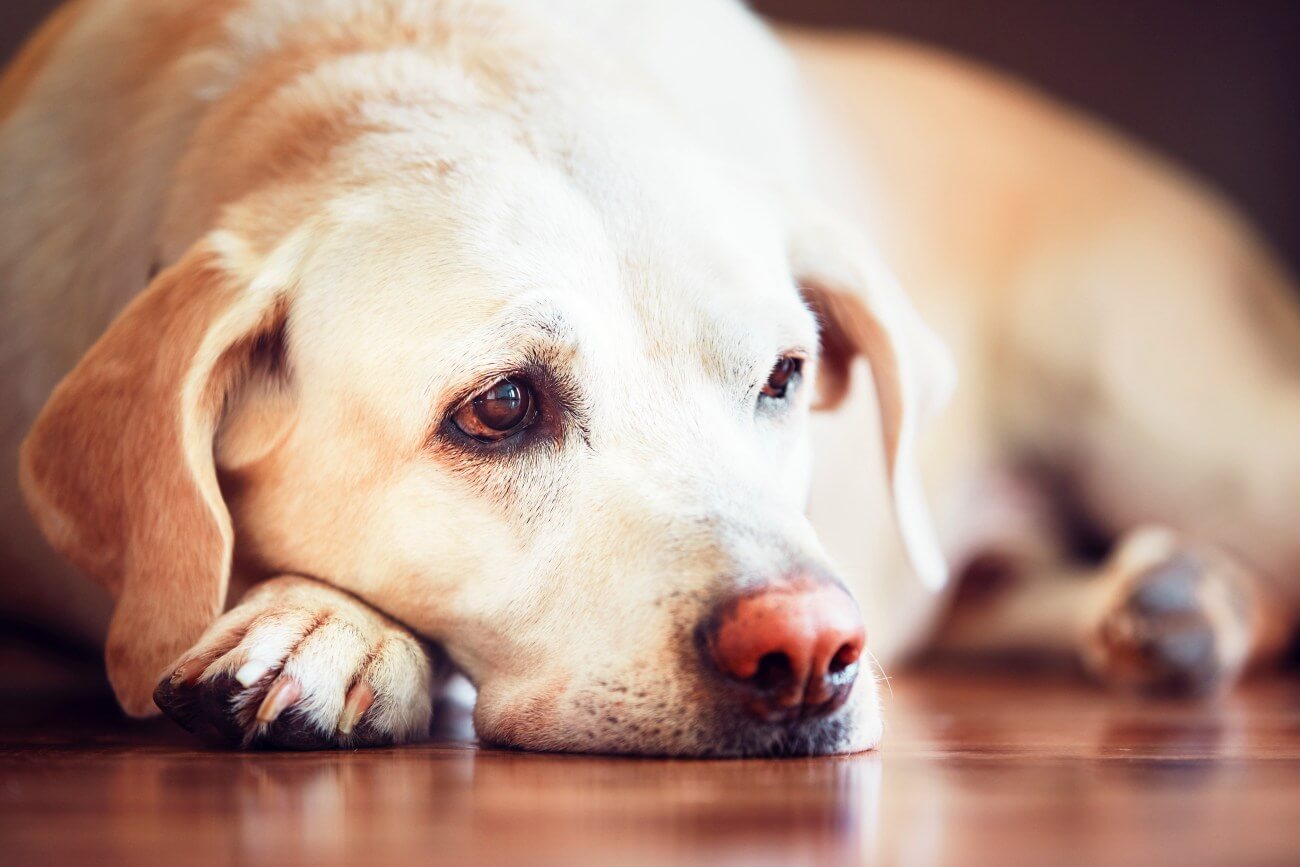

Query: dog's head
[{"left": 19, "top": 44, "right": 952, "bottom": 756}]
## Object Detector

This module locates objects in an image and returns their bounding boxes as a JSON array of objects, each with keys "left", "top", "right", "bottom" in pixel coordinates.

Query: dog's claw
[
  {"left": 235, "top": 658, "right": 275, "bottom": 688},
  {"left": 256, "top": 677, "right": 301, "bottom": 724},
  {"left": 339, "top": 682, "right": 374, "bottom": 735}
]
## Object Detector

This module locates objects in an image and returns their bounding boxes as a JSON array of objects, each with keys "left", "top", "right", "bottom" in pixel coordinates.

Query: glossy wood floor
[{"left": 3, "top": 668, "right": 1299, "bottom": 867}]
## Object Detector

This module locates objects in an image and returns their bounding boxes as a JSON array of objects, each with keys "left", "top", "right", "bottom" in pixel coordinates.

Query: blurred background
[{"left": 4, "top": 0, "right": 1298, "bottom": 271}]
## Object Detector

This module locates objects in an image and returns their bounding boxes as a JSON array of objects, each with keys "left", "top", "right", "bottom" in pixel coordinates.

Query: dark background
[{"left": 4, "top": 0, "right": 1298, "bottom": 271}]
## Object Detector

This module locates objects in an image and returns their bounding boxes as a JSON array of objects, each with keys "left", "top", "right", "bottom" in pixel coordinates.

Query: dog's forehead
[{"left": 301, "top": 138, "right": 817, "bottom": 371}]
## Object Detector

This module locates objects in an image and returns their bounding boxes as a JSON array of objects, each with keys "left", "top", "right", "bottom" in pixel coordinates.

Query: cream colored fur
[{"left": 2, "top": 0, "right": 1297, "bottom": 754}]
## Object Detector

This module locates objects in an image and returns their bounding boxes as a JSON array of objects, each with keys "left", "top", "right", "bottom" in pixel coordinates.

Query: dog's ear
[
  {"left": 790, "top": 210, "right": 956, "bottom": 589},
  {"left": 19, "top": 237, "right": 291, "bottom": 716}
]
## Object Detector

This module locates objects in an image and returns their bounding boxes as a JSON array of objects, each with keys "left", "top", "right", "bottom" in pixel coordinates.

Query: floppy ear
[
  {"left": 19, "top": 238, "right": 290, "bottom": 715},
  {"left": 790, "top": 211, "right": 957, "bottom": 589}
]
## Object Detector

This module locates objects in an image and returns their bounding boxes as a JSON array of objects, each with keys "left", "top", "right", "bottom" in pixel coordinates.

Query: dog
[{"left": 1, "top": 0, "right": 1296, "bottom": 756}]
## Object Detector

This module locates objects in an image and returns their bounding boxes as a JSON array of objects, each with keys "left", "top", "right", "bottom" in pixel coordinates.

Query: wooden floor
[{"left": 3, "top": 668, "right": 1299, "bottom": 867}]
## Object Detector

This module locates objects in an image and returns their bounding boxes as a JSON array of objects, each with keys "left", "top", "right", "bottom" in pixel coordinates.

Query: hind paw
[{"left": 1081, "top": 528, "right": 1258, "bottom": 696}]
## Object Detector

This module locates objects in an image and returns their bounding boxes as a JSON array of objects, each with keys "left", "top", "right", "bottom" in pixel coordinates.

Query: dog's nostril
[
  {"left": 751, "top": 651, "right": 795, "bottom": 692},
  {"left": 828, "top": 642, "right": 861, "bottom": 676}
]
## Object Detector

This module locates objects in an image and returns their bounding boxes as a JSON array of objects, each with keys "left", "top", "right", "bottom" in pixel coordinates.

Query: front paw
[
  {"left": 153, "top": 577, "right": 441, "bottom": 749},
  {"left": 1080, "top": 528, "right": 1257, "bottom": 696}
]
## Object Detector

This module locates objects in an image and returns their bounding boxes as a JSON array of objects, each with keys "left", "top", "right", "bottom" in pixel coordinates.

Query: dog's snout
[{"left": 702, "top": 580, "right": 865, "bottom": 722}]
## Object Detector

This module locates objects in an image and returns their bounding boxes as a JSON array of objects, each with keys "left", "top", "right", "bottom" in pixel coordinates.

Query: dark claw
[{"left": 153, "top": 675, "right": 205, "bottom": 734}]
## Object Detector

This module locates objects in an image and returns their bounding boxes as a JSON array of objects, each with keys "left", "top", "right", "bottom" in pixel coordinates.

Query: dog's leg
[
  {"left": 152, "top": 576, "right": 449, "bottom": 749},
  {"left": 997, "top": 210, "right": 1300, "bottom": 649},
  {"left": 936, "top": 524, "right": 1290, "bottom": 694},
  {"left": 931, "top": 464, "right": 1090, "bottom": 658}
]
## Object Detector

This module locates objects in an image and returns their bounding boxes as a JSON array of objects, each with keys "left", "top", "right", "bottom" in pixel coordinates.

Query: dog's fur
[{"left": 2, "top": 0, "right": 1297, "bottom": 755}]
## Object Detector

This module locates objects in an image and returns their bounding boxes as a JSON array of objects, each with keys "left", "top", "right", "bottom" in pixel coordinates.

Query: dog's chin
[
  {"left": 480, "top": 713, "right": 880, "bottom": 758},
  {"left": 473, "top": 692, "right": 883, "bottom": 758},
  {"left": 680, "top": 711, "right": 881, "bottom": 758}
]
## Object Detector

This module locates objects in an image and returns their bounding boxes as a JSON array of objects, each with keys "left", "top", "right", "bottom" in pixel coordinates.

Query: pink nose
[{"left": 702, "top": 581, "right": 866, "bottom": 722}]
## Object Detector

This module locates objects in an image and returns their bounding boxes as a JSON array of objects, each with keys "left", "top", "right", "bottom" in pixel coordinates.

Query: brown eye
[
  {"left": 761, "top": 357, "right": 802, "bottom": 400},
  {"left": 453, "top": 378, "right": 536, "bottom": 442}
]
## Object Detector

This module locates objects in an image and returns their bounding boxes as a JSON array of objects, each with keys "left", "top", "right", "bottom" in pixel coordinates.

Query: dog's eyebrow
[
  {"left": 699, "top": 302, "right": 818, "bottom": 393},
  {"left": 477, "top": 300, "right": 578, "bottom": 356},
  {"left": 428, "top": 299, "right": 586, "bottom": 420}
]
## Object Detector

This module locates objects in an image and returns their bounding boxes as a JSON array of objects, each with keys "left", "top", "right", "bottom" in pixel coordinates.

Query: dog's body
[{"left": 2, "top": 0, "right": 1297, "bottom": 754}]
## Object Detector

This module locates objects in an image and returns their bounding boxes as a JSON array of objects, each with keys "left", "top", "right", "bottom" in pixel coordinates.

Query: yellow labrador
[{"left": 1, "top": 0, "right": 1296, "bottom": 754}]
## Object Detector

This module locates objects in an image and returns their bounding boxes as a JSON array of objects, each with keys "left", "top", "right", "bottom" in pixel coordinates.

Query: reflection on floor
[{"left": 2, "top": 667, "right": 1299, "bottom": 866}]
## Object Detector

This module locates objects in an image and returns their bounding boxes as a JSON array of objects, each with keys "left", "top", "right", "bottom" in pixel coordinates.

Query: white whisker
[{"left": 866, "top": 648, "right": 894, "bottom": 698}]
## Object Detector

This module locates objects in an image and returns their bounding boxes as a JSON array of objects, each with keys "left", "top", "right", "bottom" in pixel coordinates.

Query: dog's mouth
[
  {"left": 688, "top": 713, "right": 866, "bottom": 758},
  {"left": 478, "top": 713, "right": 869, "bottom": 758},
  {"left": 473, "top": 684, "right": 877, "bottom": 758}
]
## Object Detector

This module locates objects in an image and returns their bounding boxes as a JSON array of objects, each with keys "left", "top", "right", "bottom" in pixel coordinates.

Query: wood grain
[{"left": 3, "top": 669, "right": 1299, "bottom": 866}]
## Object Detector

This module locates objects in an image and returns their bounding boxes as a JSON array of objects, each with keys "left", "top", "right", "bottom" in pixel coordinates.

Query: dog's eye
[
  {"left": 760, "top": 357, "right": 802, "bottom": 401},
  {"left": 453, "top": 378, "right": 537, "bottom": 442}
]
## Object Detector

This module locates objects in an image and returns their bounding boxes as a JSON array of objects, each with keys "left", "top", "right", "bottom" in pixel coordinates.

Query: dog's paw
[
  {"left": 153, "top": 576, "right": 440, "bottom": 749},
  {"left": 1080, "top": 528, "right": 1257, "bottom": 696}
]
